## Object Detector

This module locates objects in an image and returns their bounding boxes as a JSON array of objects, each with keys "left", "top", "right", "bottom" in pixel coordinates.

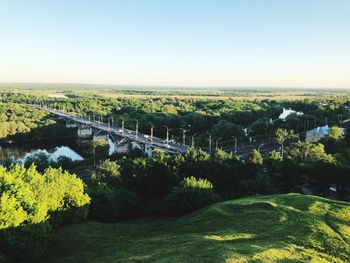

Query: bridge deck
[{"left": 36, "top": 106, "right": 189, "bottom": 154}]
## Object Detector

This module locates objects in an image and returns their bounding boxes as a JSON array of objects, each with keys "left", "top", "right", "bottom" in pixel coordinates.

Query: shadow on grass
[{"left": 0, "top": 205, "right": 90, "bottom": 263}]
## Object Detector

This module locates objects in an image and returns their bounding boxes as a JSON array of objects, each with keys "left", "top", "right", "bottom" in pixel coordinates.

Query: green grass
[{"left": 41, "top": 194, "right": 350, "bottom": 263}]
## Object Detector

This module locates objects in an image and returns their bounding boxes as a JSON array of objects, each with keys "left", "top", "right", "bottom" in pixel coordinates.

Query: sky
[{"left": 0, "top": 0, "right": 349, "bottom": 88}]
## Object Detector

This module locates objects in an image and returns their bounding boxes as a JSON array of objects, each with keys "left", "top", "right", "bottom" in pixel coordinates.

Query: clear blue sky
[{"left": 0, "top": 0, "right": 349, "bottom": 88}]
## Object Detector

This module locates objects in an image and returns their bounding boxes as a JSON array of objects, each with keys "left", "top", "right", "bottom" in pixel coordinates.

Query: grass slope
[{"left": 42, "top": 194, "right": 350, "bottom": 263}]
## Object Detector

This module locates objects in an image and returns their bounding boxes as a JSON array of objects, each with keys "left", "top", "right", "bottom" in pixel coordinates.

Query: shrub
[
  {"left": 23, "top": 152, "right": 50, "bottom": 172},
  {"left": 0, "top": 165, "right": 90, "bottom": 262},
  {"left": 88, "top": 180, "right": 142, "bottom": 222},
  {"left": 96, "top": 160, "right": 122, "bottom": 187},
  {"left": 166, "top": 177, "right": 219, "bottom": 215}
]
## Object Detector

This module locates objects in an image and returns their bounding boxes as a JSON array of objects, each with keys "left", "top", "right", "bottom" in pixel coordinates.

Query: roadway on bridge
[
  {"left": 37, "top": 107, "right": 189, "bottom": 154},
  {"left": 36, "top": 106, "right": 282, "bottom": 158}
]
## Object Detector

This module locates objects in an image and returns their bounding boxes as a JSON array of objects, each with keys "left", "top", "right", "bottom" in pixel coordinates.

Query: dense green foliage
[
  {"left": 87, "top": 181, "right": 142, "bottom": 222},
  {"left": 2, "top": 91, "right": 350, "bottom": 147},
  {"left": 0, "top": 165, "right": 90, "bottom": 262},
  {"left": 166, "top": 177, "right": 219, "bottom": 215},
  {"left": 83, "top": 131, "right": 350, "bottom": 224},
  {"left": 42, "top": 194, "right": 350, "bottom": 262},
  {"left": 23, "top": 152, "right": 83, "bottom": 173},
  {"left": 2, "top": 89, "right": 350, "bottom": 261},
  {"left": 0, "top": 103, "right": 73, "bottom": 142},
  {"left": 86, "top": 160, "right": 142, "bottom": 222}
]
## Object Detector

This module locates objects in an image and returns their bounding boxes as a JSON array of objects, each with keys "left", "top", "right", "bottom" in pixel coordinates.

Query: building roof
[{"left": 307, "top": 125, "right": 329, "bottom": 135}]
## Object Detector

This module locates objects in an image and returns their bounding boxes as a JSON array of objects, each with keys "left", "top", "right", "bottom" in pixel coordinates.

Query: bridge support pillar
[
  {"left": 77, "top": 127, "right": 92, "bottom": 138},
  {"left": 144, "top": 144, "right": 153, "bottom": 158}
]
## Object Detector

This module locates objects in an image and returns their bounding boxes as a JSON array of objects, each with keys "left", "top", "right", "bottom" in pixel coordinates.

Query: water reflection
[
  {"left": 279, "top": 108, "right": 303, "bottom": 120},
  {"left": 0, "top": 140, "right": 85, "bottom": 163},
  {"left": 19, "top": 147, "right": 84, "bottom": 163},
  {"left": 108, "top": 138, "right": 116, "bottom": 156},
  {"left": 0, "top": 137, "right": 117, "bottom": 164}
]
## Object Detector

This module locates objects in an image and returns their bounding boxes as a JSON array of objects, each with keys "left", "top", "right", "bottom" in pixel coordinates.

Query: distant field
[
  {"left": 0, "top": 83, "right": 348, "bottom": 101},
  {"left": 42, "top": 194, "right": 350, "bottom": 263}
]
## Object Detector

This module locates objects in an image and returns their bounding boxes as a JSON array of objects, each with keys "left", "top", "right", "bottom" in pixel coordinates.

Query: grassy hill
[{"left": 42, "top": 194, "right": 350, "bottom": 263}]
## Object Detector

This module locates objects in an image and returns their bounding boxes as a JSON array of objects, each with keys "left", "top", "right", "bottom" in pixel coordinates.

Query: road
[
  {"left": 35, "top": 106, "right": 282, "bottom": 158},
  {"left": 36, "top": 106, "right": 189, "bottom": 154}
]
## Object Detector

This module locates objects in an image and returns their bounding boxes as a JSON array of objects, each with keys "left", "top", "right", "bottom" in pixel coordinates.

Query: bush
[
  {"left": 0, "top": 165, "right": 90, "bottom": 262},
  {"left": 239, "top": 173, "right": 275, "bottom": 195},
  {"left": 166, "top": 177, "right": 219, "bottom": 215},
  {"left": 88, "top": 180, "right": 142, "bottom": 222},
  {"left": 96, "top": 160, "right": 122, "bottom": 187},
  {"left": 24, "top": 152, "right": 50, "bottom": 172}
]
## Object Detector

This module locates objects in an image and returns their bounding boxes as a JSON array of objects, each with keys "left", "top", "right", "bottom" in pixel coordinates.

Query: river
[{"left": 0, "top": 137, "right": 116, "bottom": 164}]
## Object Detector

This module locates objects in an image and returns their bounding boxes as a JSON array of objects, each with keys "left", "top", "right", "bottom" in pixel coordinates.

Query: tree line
[{"left": 1, "top": 92, "right": 350, "bottom": 147}]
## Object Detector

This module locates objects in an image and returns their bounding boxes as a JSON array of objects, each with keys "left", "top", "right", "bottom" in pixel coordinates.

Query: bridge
[{"left": 35, "top": 106, "right": 189, "bottom": 156}]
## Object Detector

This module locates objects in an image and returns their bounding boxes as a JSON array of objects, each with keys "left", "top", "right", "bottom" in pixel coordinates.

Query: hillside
[{"left": 42, "top": 194, "right": 350, "bottom": 263}]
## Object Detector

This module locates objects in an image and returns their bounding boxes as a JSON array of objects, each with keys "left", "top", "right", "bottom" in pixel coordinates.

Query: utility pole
[
  {"left": 232, "top": 136, "right": 237, "bottom": 155},
  {"left": 180, "top": 128, "right": 186, "bottom": 145},
  {"left": 135, "top": 120, "right": 139, "bottom": 138},
  {"left": 164, "top": 125, "right": 171, "bottom": 145},
  {"left": 148, "top": 122, "right": 154, "bottom": 141},
  {"left": 121, "top": 117, "right": 125, "bottom": 133},
  {"left": 207, "top": 132, "right": 212, "bottom": 153},
  {"left": 191, "top": 133, "right": 197, "bottom": 148}
]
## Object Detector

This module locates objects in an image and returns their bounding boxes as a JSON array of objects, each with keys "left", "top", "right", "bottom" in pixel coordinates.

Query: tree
[
  {"left": 274, "top": 128, "right": 298, "bottom": 159},
  {"left": 328, "top": 126, "right": 344, "bottom": 141},
  {"left": 266, "top": 150, "right": 282, "bottom": 178},
  {"left": 239, "top": 173, "right": 274, "bottom": 195},
  {"left": 309, "top": 158, "right": 337, "bottom": 196},
  {"left": 211, "top": 120, "right": 245, "bottom": 139},
  {"left": 87, "top": 180, "right": 142, "bottom": 222},
  {"left": 287, "top": 141, "right": 335, "bottom": 163},
  {"left": 0, "top": 165, "right": 90, "bottom": 262},
  {"left": 53, "top": 155, "right": 74, "bottom": 170},
  {"left": 97, "top": 160, "right": 122, "bottom": 187},
  {"left": 166, "top": 177, "right": 219, "bottom": 215},
  {"left": 24, "top": 151, "right": 50, "bottom": 172},
  {"left": 320, "top": 126, "right": 345, "bottom": 153},
  {"left": 248, "top": 149, "right": 263, "bottom": 166}
]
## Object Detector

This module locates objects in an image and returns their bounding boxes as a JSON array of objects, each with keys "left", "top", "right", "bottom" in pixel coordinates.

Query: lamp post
[
  {"left": 232, "top": 136, "right": 237, "bottom": 155},
  {"left": 191, "top": 133, "right": 197, "bottom": 148},
  {"left": 258, "top": 143, "right": 265, "bottom": 153},
  {"left": 180, "top": 128, "right": 186, "bottom": 145},
  {"left": 135, "top": 120, "right": 139, "bottom": 138},
  {"left": 120, "top": 117, "right": 125, "bottom": 133},
  {"left": 207, "top": 132, "right": 212, "bottom": 153},
  {"left": 148, "top": 122, "right": 154, "bottom": 141},
  {"left": 164, "top": 125, "right": 171, "bottom": 145},
  {"left": 215, "top": 137, "right": 222, "bottom": 150}
]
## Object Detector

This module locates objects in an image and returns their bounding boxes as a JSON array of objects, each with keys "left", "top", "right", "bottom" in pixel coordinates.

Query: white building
[{"left": 305, "top": 125, "right": 331, "bottom": 143}]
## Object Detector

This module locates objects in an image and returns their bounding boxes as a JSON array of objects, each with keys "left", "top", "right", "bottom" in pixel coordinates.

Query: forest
[{"left": 1, "top": 88, "right": 350, "bottom": 262}]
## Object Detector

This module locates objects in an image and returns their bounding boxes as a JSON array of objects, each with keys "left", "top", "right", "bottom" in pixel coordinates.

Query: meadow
[{"left": 42, "top": 194, "right": 350, "bottom": 263}]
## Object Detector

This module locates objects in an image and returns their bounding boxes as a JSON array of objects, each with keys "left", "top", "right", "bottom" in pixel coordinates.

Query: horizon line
[{"left": 0, "top": 81, "right": 349, "bottom": 90}]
